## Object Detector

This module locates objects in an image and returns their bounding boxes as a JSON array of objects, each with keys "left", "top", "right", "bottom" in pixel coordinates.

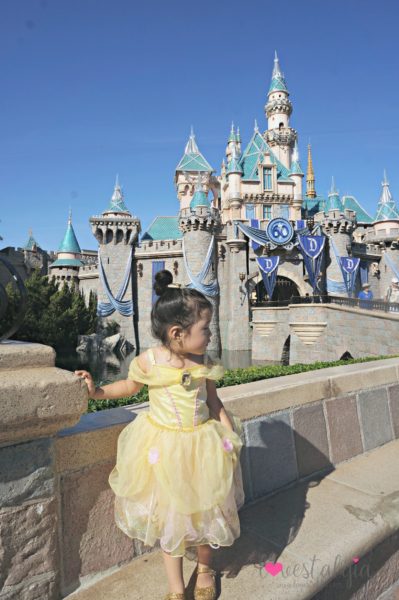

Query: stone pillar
[{"left": 0, "top": 341, "right": 88, "bottom": 600}]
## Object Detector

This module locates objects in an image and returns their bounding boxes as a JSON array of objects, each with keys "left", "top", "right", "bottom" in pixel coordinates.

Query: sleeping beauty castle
[{"left": 7, "top": 52, "right": 399, "bottom": 364}]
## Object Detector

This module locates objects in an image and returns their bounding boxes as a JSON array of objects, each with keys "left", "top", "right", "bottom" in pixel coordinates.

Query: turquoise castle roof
[
  {"left": 290, "top": 140, "right": 303, "bottom": 175},
  {"left": 290, "top": 161, "right": 304, "bottom": 175},
  {"left": 374, "top": 171, "right": 399, "bottom": 222},
  {"left": 190, "top": 189, "right": 210, "bottom": 210},
  {"left": 50, "top": 258, "right": 83, "bottom": 268},
  {"left": 342, "top": 196, "right": 373, "bottom": 223},
  {"left": 24, "top": 232, "right": 39, "bottom": 250},
  {"left": 58, "top": 219, "right": 81, "bottom": 254},
  {"left": 141, "top": 216, "right": 182, "bottom": 241},
  {"left": 227, "top": 156, "right": 243, "bottom": 174},
  {"left": 324, "top": 177, "right": 344, "bottom": 212},
  {"left": 176, "top": 129, "right": 214, "bottom": 173},
  {"left": 302, "top": 195, "right": 326, "bottom": 216},
  {"left": 105, "top": 177, "right": 130, "bottom": 214},
  {"left": 268, "top": 51, "right": 288, "bottom": 95},
  {"left": 239, "top": 130, "right": 293, "bottom": 183}
]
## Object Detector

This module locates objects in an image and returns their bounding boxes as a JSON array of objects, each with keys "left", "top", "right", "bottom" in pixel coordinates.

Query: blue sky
[{"left": 1, "top": 0, "right": 399, "bottom": 251}]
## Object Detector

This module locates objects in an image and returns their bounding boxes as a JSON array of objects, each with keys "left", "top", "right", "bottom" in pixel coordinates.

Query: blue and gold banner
[
  {"left": 339, "top": 257, "right": 360, "bottom": 297},
  {"left": 298, "top": 235, "right": 325, "bottom": 293},
  {"left": 256, "top": 256, "right": 280, "bottom": 299}
]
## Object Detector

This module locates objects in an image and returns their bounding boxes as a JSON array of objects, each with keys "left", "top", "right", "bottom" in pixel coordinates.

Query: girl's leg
[
  {"left": 162, "top": 550, "right": 185, "bottom": 594},
  {"left": 196, "top": 544, "right": 214, "bottom": 588}
]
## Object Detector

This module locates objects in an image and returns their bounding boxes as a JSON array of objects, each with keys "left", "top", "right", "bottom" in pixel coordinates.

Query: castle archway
[{"left": 255, "top": 276, "right": 300, "bottom": 302}]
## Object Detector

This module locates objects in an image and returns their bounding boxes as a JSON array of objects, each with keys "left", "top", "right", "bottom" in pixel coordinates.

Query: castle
[{"left": 3, "top": 52, "right": 399, "bottom": 362}]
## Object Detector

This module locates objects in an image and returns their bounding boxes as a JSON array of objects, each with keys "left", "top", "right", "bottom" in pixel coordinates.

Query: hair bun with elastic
[{"left": 153, "top": 269, "right": 174, "bottom": 297}]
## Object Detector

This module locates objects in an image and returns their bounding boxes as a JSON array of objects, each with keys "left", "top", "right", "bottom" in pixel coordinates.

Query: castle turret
[
  {"left": 175, "top": 128, "right": 217, "bottom": 209},
  {"left": 226, "top": 141, "right": 243, "bottom": 219},
  {"left": 179, "top": 178, "right": 221, "bottom": 356},
  {"left": 375, "top": 170, "right": 399, "bottom": 222},
  {"left": 289, "top": 140, "right": 304, "bottom": 219},
  {"left": 320, "top": 179, "right": 356, "bottom": 297},
  {"left": 371, "top": 171, "right": 399, "bottom": 296},
  {"left": 264, "top": 51, "right": 296, "bottom": 169},
  {"left": 49, "top": 211, "right": 83, "bottom": 288},
  {"left": 325, "top": 177, "right": 344, "bottom": 212},
  {"left": 90, "top": 178, "right": 141, "bottom": 347}
]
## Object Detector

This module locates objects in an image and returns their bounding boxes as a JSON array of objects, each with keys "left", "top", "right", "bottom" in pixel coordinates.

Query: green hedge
[{"left": 86, "top": 354, "right": 398, "bottom": 413}]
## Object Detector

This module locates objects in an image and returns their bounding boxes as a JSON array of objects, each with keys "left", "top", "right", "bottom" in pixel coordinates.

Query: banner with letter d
[
  {"left": 256, "top": 256, "right": 280, "bottom": 299},
  {"left": 298, "top": 235, "right": 325, "bottom": 292},
  {"left": 339, "top": 256, "right": 360, "bottom": 297}
]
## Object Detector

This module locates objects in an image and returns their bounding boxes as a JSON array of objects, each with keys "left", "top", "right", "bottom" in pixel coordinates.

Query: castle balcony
[
  {"left": 2, "top": 341, "right": 398, "bottom": 600},
  {"left": 363, "top": 227, "right": 399, "bottom": 244},
  {"left": 265, "top": 127, "right": 296, "bottom": 146}
]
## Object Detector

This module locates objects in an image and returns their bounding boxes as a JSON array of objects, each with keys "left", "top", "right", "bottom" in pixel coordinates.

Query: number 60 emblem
[{"left": 266, "top": 218, "right": 294, "bottom": 245}]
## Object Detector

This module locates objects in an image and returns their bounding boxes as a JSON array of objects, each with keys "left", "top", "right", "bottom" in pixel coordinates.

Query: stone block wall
[
  {"left": 1, "top": 342, "right": 399, "bottom": 598},
  {"left": 252, "top": 303, "right": 399, "bottom": 364}
]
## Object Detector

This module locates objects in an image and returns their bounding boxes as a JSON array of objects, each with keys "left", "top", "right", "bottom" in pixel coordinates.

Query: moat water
[{"left": 56, "top": 349, "right": 275, "bottom": 385}]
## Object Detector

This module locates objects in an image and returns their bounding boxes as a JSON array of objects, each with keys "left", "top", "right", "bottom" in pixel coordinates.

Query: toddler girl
[{"left": 75, "top": 269, "right": 245, "bottom": 600}]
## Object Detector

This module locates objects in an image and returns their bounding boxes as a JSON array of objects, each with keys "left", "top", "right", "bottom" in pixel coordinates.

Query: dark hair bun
[{"left": 154, "top": 269, "right": 173, "bottom": 297}]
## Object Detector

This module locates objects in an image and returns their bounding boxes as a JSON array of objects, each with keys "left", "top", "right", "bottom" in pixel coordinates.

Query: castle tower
[
  {"left": 373, "top": 170, "right": 399, "bottom": 296},
  {"left": 179, "top": 178, "right": 222, "bottom": 356},
  {"left": 175, "top": 128, "right": 217, "bottom": 208},
  {"left": 306, "top": 144, "right": 317, "bottom": 199},
  {"left": 321, "top": 178, "right": 356, "bottom": 296},
  {"left": 264, "top": 51, "right": 296, "bottom": 169},
  {"left": 90, "top": 177, "right": 141, "bottom": 347},
  {"left": 289, "top": 140, "right": 304, "bottom": 219},
  {"left": 49, "top": 211, "right": 83, "bottom": 289},
  {"left": 226, "top": 132, "right": 243, "bottom": 220}
]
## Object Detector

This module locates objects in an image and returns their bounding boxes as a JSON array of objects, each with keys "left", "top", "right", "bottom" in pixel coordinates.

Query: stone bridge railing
[
  {"left": 251, "top": 299, "right": 399, "bottom": 364},
  {"left": 1, "top": 342, "right": 398, "bottom": 599}
]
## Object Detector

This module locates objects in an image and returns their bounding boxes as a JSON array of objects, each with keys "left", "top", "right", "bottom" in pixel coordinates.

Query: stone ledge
[
  {"left": 63, "top": 439, "right": 399, "bottom": 600},
  {"left": 0, "top": 341, "right": 55, "bottom": 370},
  {"left": 0, "top": 366, "right": 88, "bottom": 446}
]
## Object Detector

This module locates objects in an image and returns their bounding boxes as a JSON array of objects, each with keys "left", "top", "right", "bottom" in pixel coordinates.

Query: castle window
[
  {"left": 279, "top": 122, "right": 284, "bottom": 129},
  {"left": 263, "top": 167, "right": 272, "bottom": 191},
  {"left": 245, "top": 203, "right": 255, "bottom": 220},
  {"left": 276, "top": 204, "right": 290, "bottom": 220},
  {"left": 263, "top": 205, "right": 272, "bottom": 220}
]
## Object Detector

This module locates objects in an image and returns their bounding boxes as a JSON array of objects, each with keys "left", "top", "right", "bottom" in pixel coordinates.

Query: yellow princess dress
[{"left": 108, "top": 348, "right": 245, "bottom": 559}]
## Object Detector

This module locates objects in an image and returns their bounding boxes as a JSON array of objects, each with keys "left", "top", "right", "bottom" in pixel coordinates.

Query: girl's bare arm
[
  {"left": 75, "top": 353, "right": 148, "bottom": 400},
  {"left": 206, "top": 379, "right": 234, "bottom": 431}
]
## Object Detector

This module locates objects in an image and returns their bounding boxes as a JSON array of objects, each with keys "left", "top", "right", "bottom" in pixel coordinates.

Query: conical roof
[
  {"left": 268, "top": 51, "right": 289, "bottom": 95},
  {"left": 325, "top": 177, "right": 344, "bottom": 212},
  {"left": 176, "top": 128, "right": 214, "bottom": 173},
  {"left": 58, "top": 213, "right": 81, "bottom": 254},
  {"left": 24, "top": 229, "right": 39, "bottom": 250},
  {"left": 104, "top": 176, "right": 130, "bottom": 214},
  {"left": 375, "top": 170, "right": 399, "bottom": 221}
]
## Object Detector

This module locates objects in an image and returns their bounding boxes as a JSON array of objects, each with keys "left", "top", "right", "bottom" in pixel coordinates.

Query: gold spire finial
[{"left": 306, "top": 144, "right": 316, "bottom": 198}]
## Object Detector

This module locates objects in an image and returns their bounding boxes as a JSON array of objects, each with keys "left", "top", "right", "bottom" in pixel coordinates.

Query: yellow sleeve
[
  {"left": 127, "top": 356, "right": 153, "bottom": 384},
  {"left": 205, "top": 363, "right": 225, "bottom": 381}
]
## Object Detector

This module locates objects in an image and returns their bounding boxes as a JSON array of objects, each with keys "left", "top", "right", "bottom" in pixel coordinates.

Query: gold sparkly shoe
[
  {"left": 164, "top": 593, "right": 186, "bottom": 600},
  {"left": 193, "top": 564, "right": 217, "bottom": 600}
]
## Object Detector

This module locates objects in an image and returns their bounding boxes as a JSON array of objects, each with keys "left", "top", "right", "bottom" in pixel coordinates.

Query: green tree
[{"left": 0, "top": 269, "right": 98, "bottom": 352}]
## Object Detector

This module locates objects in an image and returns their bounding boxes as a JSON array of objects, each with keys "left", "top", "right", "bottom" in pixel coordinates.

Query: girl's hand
[{"left": 75, "top": 370, "right": 96, "bottom": 397}]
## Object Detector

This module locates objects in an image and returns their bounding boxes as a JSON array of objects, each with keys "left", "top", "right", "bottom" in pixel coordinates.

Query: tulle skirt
[{"left": 108, "top": 409, "right": 245, "bottom": 558}]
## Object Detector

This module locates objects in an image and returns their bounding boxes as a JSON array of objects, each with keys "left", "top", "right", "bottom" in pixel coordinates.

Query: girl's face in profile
[{"left": 181, "top": 309, "right": 212, "bottom": 355}]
